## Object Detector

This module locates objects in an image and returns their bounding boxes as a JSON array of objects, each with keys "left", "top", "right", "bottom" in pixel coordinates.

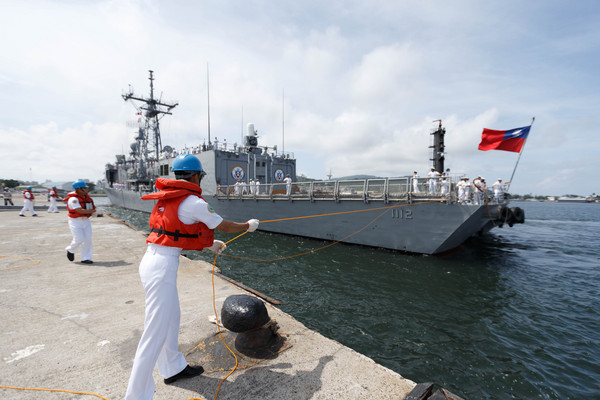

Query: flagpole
[{"left": 507, "top": 117, "right": 535, "bottom": 191}]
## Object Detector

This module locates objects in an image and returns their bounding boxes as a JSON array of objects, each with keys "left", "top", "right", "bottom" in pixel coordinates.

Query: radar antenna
[{"left": 122, "top": 70, "right": 179, "bottom": 173}]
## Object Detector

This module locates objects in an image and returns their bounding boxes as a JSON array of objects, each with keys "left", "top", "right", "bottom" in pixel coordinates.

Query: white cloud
[
  {"left": 0, "top": 0, "right": 598, "bottom": 196},
  {"left": 347, "top": 43, "right": 422, "bottom": 104}
]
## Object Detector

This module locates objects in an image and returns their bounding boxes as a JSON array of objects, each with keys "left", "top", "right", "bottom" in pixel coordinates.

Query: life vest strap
[{"left": 150, "top": 226, "right": 200, "bottom": 241}]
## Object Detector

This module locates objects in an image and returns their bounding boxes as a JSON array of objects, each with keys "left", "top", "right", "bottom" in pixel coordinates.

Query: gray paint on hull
[{"left": 209, "top": 198, "right": 492, "bottom": 254}]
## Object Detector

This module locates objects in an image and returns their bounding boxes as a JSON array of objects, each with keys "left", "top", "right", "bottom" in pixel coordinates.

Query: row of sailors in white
[
  {"left": 457, "top": 178, "right": 474, "bottom": 203},
  {"left": 412, "top": 170, "right": 449, "bottom": 195},
  {"left": 412, "top": 170, "right": 507, "bottom": 203},
  {"left": 233, "top": 179, "right": 261, "bottom": 195},
  {"left": 459, "top": 177, "right": 507, "bottom": 203}
]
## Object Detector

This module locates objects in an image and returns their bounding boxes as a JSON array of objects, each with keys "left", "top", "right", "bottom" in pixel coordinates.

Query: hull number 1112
[{"left": 391, "top": 209, "right": 413, "bottom": 219}]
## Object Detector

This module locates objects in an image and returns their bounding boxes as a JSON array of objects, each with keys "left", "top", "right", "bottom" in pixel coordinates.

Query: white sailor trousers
[
  {"left": 125, "top": 244, "right": 187, "bottom": 400},
  {"left": 19, "top": 199, "right": 36, "bottom": 216},
  {"left": 429, "top": 180, "right": 437, "bottom": 193},
  {"left": 65, "top": 217, "right": 93, "bottom": 261},
  {"left": 48, "top": 197, "right": 58, "bottom": 212}
]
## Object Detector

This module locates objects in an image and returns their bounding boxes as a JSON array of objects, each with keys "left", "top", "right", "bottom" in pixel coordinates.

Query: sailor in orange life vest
[
  {"left": 48, "top": 186, "right": 60, "bottom": 213},
  {"left": 64, "top": 181, "right": 96, "bottom": 263},
  {"left": 125, "top": 154, "right": 259, "bottom": 400},
  {"left": 19, "top": 186, "right": 37, "bottom": 217}
]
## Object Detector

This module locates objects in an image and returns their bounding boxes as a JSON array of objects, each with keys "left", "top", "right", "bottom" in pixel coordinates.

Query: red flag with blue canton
[{"left": 478, "top": 125, "right": 531, "bottom": 153}]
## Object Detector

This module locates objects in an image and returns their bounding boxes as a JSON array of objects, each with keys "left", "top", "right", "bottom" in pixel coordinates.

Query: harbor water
[{"left": 102, "top": 200, "right": 600, "bottom": 399}]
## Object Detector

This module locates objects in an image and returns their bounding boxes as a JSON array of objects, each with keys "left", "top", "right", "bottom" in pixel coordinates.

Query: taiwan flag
[{"left": 478, "top": 125, "right": 531, "bottom": 153}]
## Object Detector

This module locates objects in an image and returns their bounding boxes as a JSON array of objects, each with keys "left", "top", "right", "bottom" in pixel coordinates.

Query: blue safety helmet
[
  {"left": 171, "top": 154, "right": 206, "bottom": 179},
  {"left": 51, "top": 186, "right": 56, "bottom": 189},
  {"left": 72, "top": 181, "right": 88, "bottom": 189},
  {"left": 26, "top": 186, "right": 32, "bottom": 190},
  {"left": 172, "top": 154, "right": 204, "bottom": 172}
]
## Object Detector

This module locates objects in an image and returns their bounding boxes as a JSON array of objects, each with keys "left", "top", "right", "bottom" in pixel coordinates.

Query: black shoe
[
  {"left": 81, "top": 260, "right": 94, "bottom": 264},
  {"left": 32, "top": 214, "right": 38, "bottom": 217},
  {"left": 67, "top": 251, "right": 74, "bottom": 261},
  {"left": 164, "top": 365, "right": 204, "bottom": 385},
  {"left": 19, "top": 215, "right": 25, "bottom": 217}
]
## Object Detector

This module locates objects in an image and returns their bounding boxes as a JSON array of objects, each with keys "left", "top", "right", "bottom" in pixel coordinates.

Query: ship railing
[
  {"left": 214, "top": 177, "right": 511, "bottom": 205},
  {"left": 217, "top": 177, "right": 422, "bottom": 202}
]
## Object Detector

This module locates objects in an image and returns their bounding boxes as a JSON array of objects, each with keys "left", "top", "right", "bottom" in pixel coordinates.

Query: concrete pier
[{"left": 0, "top": 204, "right": 417, "bottom": 399}]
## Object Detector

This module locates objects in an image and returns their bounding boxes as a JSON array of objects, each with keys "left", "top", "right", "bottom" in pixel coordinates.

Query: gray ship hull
[
  {"left": 104, "top": 187, "right": 501, "bottom": 254},
  {"left": 104, "top": 187, "right": 154, "bottom": 213},
  {"left": 210, "top": 198, "right": 497, "bottom": 254}
]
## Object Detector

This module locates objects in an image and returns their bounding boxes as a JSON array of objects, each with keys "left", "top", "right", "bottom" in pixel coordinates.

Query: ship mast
[
  {"left": 430, "top": 120, "right": 445, "bottom": 173},
  {"left": 122, "top": 70, "right": 178, "bottom": 180}
]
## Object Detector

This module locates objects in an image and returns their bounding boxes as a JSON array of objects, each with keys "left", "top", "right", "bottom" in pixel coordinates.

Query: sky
[{"left": 1, "top": 0, "right": 598, "bottom": 196}]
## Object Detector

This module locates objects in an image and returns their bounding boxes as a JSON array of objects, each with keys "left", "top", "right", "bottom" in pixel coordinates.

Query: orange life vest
[
  {"left": 23, "top": 190, "right": 34, "bottom": 200},
  {"left": 142, "top": 178, "right": 214, "bottom": 250},
  {"left": 65, "top": 191, "right": 95, "bottom": 218},
  {"left": 49, "top": 188, "right": 58, "bottom": 197}
]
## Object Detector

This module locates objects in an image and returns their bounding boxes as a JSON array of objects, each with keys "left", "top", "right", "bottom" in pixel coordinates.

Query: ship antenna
[
  {"left": 282, "top": 88, "right": 285, "bottom": 155},
  {"left": 207, "top": 63, "right": 211, "bottom": 146},
  {"left": 122, "top": 70, "right": 178, "bottom": 182}
]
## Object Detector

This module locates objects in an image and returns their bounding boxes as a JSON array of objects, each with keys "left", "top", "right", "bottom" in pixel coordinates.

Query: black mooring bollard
[{"left": 221, "top": 294, "right": 275, "bottom": 350}]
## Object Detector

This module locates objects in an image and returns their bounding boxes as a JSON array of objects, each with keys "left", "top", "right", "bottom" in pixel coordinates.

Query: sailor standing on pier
[
  {"left": 3, "top": 186, "right": 14, "bottom": 206},
  {"left": 65, "top": 181, "right": 96, "bottom": 263},
  {"left": 125, "top": 154, "right": 259, "bottom": 400},
  {"left": 47, "top": 186, "right": 60, "bottom": 213},
  {"left": 19, "top": 186, "right": 37, "bottom": 217}
]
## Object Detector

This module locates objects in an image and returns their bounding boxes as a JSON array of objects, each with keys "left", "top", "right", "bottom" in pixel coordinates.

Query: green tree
[{"left": 0, "top": 179, "right": 21, "bottom": 188}]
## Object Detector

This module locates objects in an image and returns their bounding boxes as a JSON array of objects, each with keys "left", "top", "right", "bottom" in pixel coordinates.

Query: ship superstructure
[{"left": 104, "top": 71, "right": 524, "bottom": 254}]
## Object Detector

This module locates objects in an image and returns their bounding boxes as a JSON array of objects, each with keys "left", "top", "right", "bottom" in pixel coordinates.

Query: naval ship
[{"left": 104, "top": 71, "right": 524, "bottom": 255}]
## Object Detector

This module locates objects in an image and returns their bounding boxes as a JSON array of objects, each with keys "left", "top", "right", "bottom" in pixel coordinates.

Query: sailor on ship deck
[
  {"left": 412, "top": 171, "right": 419, "bottom": 193},
  {"left": 284, "top": 174, "right": 292, "bottom": 196},
  {"left": 427, "top": 168, "right": 440, "bottom": 194},
  {"left": 493, "top": 178, "right": 507, "bottom": 202}
]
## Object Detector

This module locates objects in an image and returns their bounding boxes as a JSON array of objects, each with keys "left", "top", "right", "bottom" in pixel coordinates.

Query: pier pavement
[{"left": 0, "top": 205, "right": 418, "bottom": 399}]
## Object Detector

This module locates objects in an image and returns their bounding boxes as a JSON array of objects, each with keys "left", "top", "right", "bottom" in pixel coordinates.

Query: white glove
[
  {"left": 246, "top": 219, "right": 259, "bottom": 232},
  {"left": 206, "top": 240, "right": 226, "bottom": 254}
]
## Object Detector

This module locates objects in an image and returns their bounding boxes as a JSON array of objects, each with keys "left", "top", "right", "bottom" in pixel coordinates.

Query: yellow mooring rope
[{"left": 1, "top": 200, "right": 437, "bottom": 400}]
